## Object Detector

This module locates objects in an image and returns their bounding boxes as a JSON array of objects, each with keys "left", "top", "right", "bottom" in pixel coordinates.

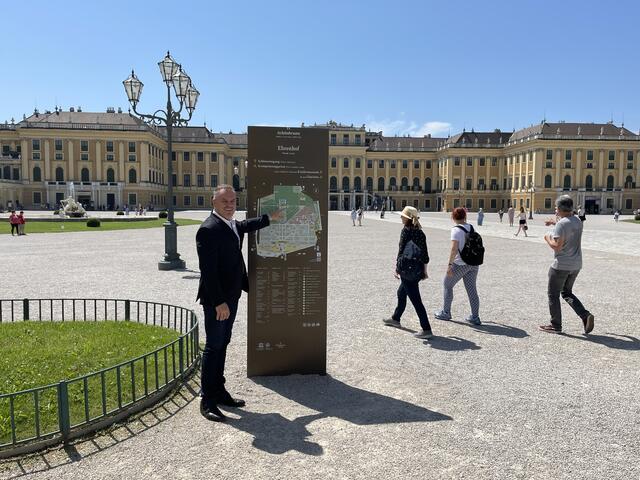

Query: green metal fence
[{"left": 0, "top": 298, "right": 199, "bottom": 457}]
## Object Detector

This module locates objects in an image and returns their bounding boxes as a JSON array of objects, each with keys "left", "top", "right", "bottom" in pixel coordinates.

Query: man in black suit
[{"left": 196, "top": 184, "right": 281, "bottom": 422}]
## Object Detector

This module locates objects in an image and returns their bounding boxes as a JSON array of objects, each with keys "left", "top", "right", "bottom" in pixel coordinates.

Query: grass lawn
[
  {"left": 622, "top": 219, "right": 640, "bottom": 224},
  {"left": 4, "top": 217, "right": 201, "bottom": 234},
  {"left": 0, "top": 321, "right": 181, "bottom": 445}
]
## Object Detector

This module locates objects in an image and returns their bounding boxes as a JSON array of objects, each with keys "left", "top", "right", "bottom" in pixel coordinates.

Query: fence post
[
  {"left": 23, "top": 299, "right": 29, "bottom": 321},
  {"left": 57, "top": 381, "right": 71, "bottom": 443},
  {"left": 125, "top": 300, "right": 130, "bottom": 321},
  {"left": 178, "top": 337, "right": 184, "bottom": 376}
]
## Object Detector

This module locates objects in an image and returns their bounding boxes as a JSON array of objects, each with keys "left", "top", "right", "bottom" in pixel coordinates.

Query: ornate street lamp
[
  {"left": 528, "top": 184, "right": 535, "bottom": 219},
  {"left": 123, "top": 51, "right": 200, "bottom": 270}
]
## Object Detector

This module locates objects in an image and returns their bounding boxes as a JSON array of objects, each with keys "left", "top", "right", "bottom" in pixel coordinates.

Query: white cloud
[{"left": 365, "top": 118, "right": 452, "bottom": 137}]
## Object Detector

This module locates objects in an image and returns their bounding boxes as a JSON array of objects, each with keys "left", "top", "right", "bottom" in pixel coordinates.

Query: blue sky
[{"left": 2, "top": 0, "right": 639, "bottom": 137}]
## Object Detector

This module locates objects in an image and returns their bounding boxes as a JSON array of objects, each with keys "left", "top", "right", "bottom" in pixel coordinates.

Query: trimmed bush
[
  {"left": 86, "top": 218, "right": 101, "bottom": 228},
  {"left": 159, "top": 210, "right": 168, "bottom": 219},
  {"left": 53, "top": 210, "right": 60, "bottom": 215},
  {"left": 635, "top": 214, "right": 640, "bottom": 221},
  {"left": 116, "top": 210, "right": 125, "bottom": 216}
]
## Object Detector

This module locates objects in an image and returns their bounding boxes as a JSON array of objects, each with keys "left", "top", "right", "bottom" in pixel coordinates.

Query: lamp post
[
  {"left": 528, "top": 184, "right": 535, "bottom": 219},
  {"left": 233, "top": 159, "right": 249, "bottom": 209},
  {"left": 123, "top": 51, "right": 200, "bottom": 270}
]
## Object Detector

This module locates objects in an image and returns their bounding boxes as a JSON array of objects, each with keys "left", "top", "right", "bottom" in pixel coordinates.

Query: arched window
[
  {"left": 607, "top": 175, "right": 614, "bottom": 190},
  {"left": 401, "top": 177, "right": 409, "bottom": 190},
  {"left": 625, "top": 175, "right": 634, "bottom": 188},
  {"left": 563, "top": 175, "right": 571, "bottom": 190},
  {"left": 389, "top": 177, "right": 397, "bottom": 190},
  {"left": 330, "top": 176, "right": 337, "bottom": 191},
  {"left": 2, "top": 166, "right": 9, "bottom": 179},
  {"left": 106, "top": 168, "right": 115, "bottom": 183},
  {"left": 342, "top": 176, "right": 350, "bottom": 191},
  {"left": 424, "top": 177, "right": 432, "bottom": 193},
  {"left": 232, "top": 174, "right": 240, "bottom": 191},
  {"left": 412, "top": 177, "right": 420, "bottom": 191},
  {"left": 366, "top": 177, "right": 373, "bottom": 191},
  {"left": 128, "top": 168, "right": 137, "bottom": 183},
  {"left": 378, "top": 177, "right": 385, "bottom": 191},
  {"left": 544, "top": 174, "right": 552, "bottom": 188},
  {"left": 585, "top": 175, "right": 593, "bottom": 190},
  {"left": 55, "top": 167, "right": 64, "bottom": 182},
  {"left": 33, "top": 166, "right": 41, "bottom": 182},
  {"left": 354, "top": 177, "right": 362, "bottom": 192},
  {"left": 81, "top": 168, "right": 90, "bottom": 182}
]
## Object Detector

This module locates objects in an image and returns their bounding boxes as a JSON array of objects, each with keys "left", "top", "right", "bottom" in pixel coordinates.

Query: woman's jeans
[{"left": 393, "top": 278, "right": 432, "bottom": 331}]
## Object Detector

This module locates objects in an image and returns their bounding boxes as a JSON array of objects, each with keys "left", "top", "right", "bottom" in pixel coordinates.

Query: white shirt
[
  {"left": 212, "top": 210, "right": 240, "bottom": 245},
  {"left": 451, "top": 223, "right": 470, "bottom": 265}
]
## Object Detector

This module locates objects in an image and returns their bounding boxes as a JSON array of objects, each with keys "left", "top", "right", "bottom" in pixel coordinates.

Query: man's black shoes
[
  {"left": 218, "top": 395, "right": 246, "bottom": 408},
  {"left": 200, "top": 399, "right": 227, "bottom": 422}
]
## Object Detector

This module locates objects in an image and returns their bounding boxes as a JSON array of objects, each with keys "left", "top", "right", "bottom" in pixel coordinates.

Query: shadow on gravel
[
  {"left": 424, "top": 336, "right": 481, "bottom": 351},
  {"left": 0, "top": 379, "right": 200, "bottom": 479},
  {"left": 562, "top": 333, "right": 640, "bottom": 350},
  {"left": 447, "top": 320, "right": 529, "bottom": 338},
  {"left": 231, "top": 375, "right": 452, "bottom": 455}
]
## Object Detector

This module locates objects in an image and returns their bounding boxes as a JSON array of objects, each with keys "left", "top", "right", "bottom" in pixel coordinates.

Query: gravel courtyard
[{"left": 1, "top": 210, "right": 638, "bottom": 480}]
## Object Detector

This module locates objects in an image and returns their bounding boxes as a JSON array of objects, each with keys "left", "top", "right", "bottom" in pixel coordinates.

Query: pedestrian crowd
[
  {"left": 8, "top": 210, "right": 27, "bottom": 236},
  {"left": 382, "top": 195, "right": 593, "bottom": 340}
]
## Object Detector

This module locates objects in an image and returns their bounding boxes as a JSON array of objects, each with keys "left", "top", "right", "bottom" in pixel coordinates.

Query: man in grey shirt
[{"left": 540, "top": 195, "right": 595, "bottom": 334}]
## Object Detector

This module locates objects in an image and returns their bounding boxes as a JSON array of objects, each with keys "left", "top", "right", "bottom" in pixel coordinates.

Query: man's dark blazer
[{"left": 196, "top": 212, "right": 270, "bottom": 307}]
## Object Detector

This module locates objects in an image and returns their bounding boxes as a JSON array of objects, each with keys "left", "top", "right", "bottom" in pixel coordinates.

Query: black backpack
[
  {"left": 455, "top": 225, "right": 484, "bottom": 266},
  {"left": 397, "top": 240, "right": 424, "bottom": 282}
]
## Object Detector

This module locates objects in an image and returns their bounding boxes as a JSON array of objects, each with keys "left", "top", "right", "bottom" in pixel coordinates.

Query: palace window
[
  {"left": 453, "top": 178, "right": 460, "bottom": 190},
  {"left": 426, "top": 160, "right": 432, "bottom": 169},
  {"left": 402, "top": 160, "right": 408, "bottom": 169},
  {"left": 128, "top": 142, "right": 136, "bottom": 153},
  {"left": 197, "top": 196, "right": 204, "bottom": 207},
  {"left": 546, "top": 149, "right": 553, "bottom": 160},
  {"left": 33, "top": 166, "right": 41, "bottom": 181},
  {"left": 331, "top": 157, "right": 337, "bottom": 168},
  {"left": 32, "top": 139, "right": 40, "bottom": 151},
  {"left": 106, "top": 141, "right": 114, "bottom": 152},
  {"left": 587, "top": 150, "right": 593, "bottom": 161},
  {"left": 81, "top": 141, "right": 89, "bottom": 152},
  {"left": 81, "top": 168, "right": 90, "bottom": 182},
  {"left": 355, "top": 134, "right": 361, "bottom": 145},
  {"left": 454, "top": 157, "right": 460, "bottom": 166},
  {"left": 367, "top": 159, "right": 373, "bottom": 169},
  {"left": 377, "top": 177, "right": 385, "bottom": 191},
  {"left": 379, "top": 160, "right": 384, "bottom": 168},
  {"left": 608, "top": 150, "right": 615, "bottom": 161},
  {"left": 356, "top": 158, "right": 361, "bottom": 169},
  {"left": 81, "top": 153, "right": 89, "bottom": 161},
  {"left": 343, "top": 158, "right": 349, "bottom": 169},
  {"left": 414, "top": 160, "right": 420, "bottom": 169},
  {"left": 183, "top": 174, "right": 191, "bottom": 187},
  {"left": 128, "top": 154, "right": 136, "bottom": 162},
  {"left": 33, "top": 152, "right": 41, "bottom": 161},
  {"left": 343, "top": 134, "right": 349, "bottom": 145},
  {"left": 390, "top": 160, "right": 396, "bottom": 169},
  {"left": 197, "top": 152, "right": 204, "bottom": 162},
  {"left": 479, "top": 157, "right": 485, "bottom": 167},
  {"left": 330, "top": 134, "right": 336, "bottom": 145},
  {"left": 467, "top": 157, "right": 473, "bottom": 166},
  {"left": 211, "top": 152, "right": 217, "bottom": 162},
  {"left": 184, "top": 152, "right": 190, "bottom": 161},
  {"left": 491, "top": 157, "right": 497, "bottom": 167},
  {"left": 197, "top": 174, "right": 204, "bottom": 187},
  {"left": 55, "top": 139, "right": 63, "bottom": 151},
  {"left": 210, "top": 175, "right": 218, "bottom": 187},
  {"left": 55, "top": 153, "right": 63, "bottom": 161},
  {"left": 184, "top": 195, "right": 191, "bottom": 206}
]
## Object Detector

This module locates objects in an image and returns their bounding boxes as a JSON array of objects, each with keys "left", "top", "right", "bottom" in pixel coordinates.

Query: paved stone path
[{"left": 1, "top": 211, "right": 638, "bottom": 479}]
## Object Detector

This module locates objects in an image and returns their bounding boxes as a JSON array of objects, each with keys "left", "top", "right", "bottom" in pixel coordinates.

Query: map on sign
[{"left": 257, "top": 185, "right": 322, "bottom": 259}]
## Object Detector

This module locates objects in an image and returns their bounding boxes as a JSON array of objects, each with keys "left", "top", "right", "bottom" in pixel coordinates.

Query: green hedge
[{"left": 86, "top": 218, "right": 101, "bottom": 227}]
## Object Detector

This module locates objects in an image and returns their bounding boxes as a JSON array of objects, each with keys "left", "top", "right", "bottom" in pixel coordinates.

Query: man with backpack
[{"left": 434, "top": 207, "right": 484, "bottom": 325}]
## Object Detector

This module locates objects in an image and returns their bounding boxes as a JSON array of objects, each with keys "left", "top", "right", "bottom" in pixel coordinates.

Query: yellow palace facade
[{"left": 0, "top": 110, "right": 638, "bottom": 214}]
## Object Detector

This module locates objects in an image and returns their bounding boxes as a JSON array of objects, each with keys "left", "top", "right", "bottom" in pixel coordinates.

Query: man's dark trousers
[
  {"left": 547, "top": 267, "right": 590, "bottom": 330},
  {"left": 201, "top": 297, "right": 239, "bottom": 405}
]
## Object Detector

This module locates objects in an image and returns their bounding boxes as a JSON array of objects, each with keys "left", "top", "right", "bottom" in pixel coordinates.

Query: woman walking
[
  {"left": 477, "top": 208, "right": 484, "bottom": 226},
  {"left": 383, "top": 206, "right": 433, "bottom": 339},
  {"left": 514, "top": 207, "right": 528, "bottom": 237},
  {"left": 9, "top": 210, "right": 19, "bottom": 236},
  {"left": 434, "top": 207, "right": 481, "bottom": 325}
]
